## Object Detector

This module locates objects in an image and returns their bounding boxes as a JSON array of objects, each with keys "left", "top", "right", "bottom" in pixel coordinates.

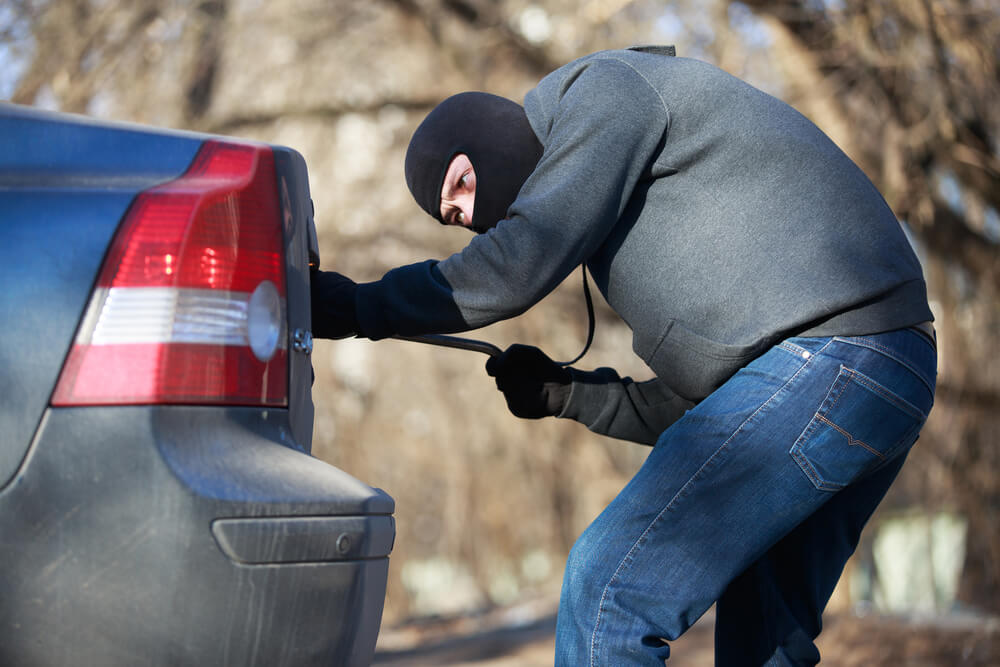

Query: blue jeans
[{"left": 555, "top": 327, "right": 936, "bottom": 666}]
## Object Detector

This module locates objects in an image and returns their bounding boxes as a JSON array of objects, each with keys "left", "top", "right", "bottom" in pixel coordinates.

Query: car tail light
[{"left": 52, "top": 140, "right": 288, "bottom": 406}]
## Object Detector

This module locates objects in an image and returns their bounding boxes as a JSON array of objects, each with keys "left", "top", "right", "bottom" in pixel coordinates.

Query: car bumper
[{"left": 0, "top": 405, "right": 393, "bottom": 666}]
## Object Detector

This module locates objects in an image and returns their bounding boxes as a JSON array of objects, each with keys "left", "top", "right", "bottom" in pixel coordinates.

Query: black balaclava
[{"left": 404, "top": 92, "right": 543, "bottom": 234}]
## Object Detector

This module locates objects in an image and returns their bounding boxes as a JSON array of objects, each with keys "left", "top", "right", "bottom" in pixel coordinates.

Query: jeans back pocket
[{"left": 791, "top": 366, "right": 927, "bottom": 492}]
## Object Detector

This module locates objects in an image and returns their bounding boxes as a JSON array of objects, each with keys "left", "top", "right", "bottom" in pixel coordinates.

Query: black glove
[
  {"left": 310, "top": 270, "right": 360, "bottom": 339},
  {"left": 485, "top": 344, "right": 572, "bottom": 419}
]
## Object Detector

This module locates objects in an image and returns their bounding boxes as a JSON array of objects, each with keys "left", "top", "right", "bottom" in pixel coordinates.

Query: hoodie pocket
[{"left": 640, "top": 320, "right": 768, "bottom": 400}]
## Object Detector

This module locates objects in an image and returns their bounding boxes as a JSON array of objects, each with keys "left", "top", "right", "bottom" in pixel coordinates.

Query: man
[{"left": 311, "top": 46, "right": 937, "bottom": 665}]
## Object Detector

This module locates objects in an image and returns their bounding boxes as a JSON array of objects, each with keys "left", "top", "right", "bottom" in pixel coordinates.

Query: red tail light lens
[{"left": 52, "top": 140, "right": 288, "bottom": 406}]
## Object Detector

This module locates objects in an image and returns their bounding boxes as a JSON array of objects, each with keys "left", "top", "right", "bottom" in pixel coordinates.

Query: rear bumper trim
[{"left": 211, "top": 515, "right": 395, "bottom": 564}]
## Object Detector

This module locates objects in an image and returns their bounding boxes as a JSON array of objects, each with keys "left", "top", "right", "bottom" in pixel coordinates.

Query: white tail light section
[{"left": 52, "top": 141, "right": 288, "bottom": 406}]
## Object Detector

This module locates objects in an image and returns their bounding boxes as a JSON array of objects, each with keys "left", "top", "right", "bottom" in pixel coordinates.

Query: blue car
[{"left": 0, "top": 102, "right": 394, "bottom": 666}]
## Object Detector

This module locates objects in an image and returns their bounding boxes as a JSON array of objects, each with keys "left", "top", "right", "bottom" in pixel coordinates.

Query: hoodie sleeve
[
  {"left": 355, "top": 57, "right": 670, "bottom": 339},
  {"left": 557, "top": 368, "right": 695, "bottom": 445}
]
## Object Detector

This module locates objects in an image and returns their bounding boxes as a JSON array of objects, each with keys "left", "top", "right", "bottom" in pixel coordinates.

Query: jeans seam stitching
[
  {"left": 791, "top": 447, "right": 838, "bottom": 491},
  {"left": 588, "top": 339, "right": 830, "bottom": 662},
  {"left": 842, "top": 367, "right": 927, "bottom": 420},
  {"left": 778, "top": 341, "right": 807, "bottom": 355},
  {"left": 815, "top": 413, "right": 886, "bottom": 460},
  {"left": 833, "top": 336, "right": 935, "bottom": 398},
  {"left": 791, "top": 365, "right": 847, "bottom": 491},
  {"left": 791, "top": 365, "right": 851, "bottom": 492}
]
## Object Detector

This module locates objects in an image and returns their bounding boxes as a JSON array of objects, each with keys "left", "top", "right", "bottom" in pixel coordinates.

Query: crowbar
[{"left": 392, "top": 334, "right": 502, "bottom": 358}]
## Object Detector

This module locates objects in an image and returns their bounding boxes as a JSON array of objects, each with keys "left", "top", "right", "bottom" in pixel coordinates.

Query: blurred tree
[{"left": 7, "top": 0, "right": 228, "bottom": 128}]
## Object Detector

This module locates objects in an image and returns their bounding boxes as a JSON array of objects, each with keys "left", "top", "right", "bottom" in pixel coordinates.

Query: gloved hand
[
  {"left": 310, "top": 270, "right": 360, "bottom": 339},
  {"left": 485, "top": 344, "right": 572, "bottom": 419}
]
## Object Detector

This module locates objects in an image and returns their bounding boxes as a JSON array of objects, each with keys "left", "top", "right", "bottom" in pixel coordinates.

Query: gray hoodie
[{"left": 356, "top": 48, "right": 932, "bottom": 443}]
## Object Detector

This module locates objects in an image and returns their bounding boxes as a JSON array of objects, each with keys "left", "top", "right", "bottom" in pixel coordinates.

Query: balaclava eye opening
[{"left": 404, "top": 92, "right": 543, "bottom": 234}]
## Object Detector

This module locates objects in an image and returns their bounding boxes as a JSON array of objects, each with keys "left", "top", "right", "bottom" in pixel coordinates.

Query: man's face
[{"left": 439, "top": 153, "right": 476, "bottom": 229}]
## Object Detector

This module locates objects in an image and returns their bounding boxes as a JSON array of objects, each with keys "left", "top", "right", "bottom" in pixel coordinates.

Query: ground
[{"left": 374, "top": 599, "right": 999, "bottom": 666}]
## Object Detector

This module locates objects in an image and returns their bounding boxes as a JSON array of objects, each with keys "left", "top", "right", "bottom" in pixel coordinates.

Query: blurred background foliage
[{"left": 4, "top": 0, "right": 998, "bottom": 627}]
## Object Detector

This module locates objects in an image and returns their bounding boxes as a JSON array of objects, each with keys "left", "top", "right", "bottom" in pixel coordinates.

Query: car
[{"left": 0, "top": 102, "right": 395, "bottom": 666}]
